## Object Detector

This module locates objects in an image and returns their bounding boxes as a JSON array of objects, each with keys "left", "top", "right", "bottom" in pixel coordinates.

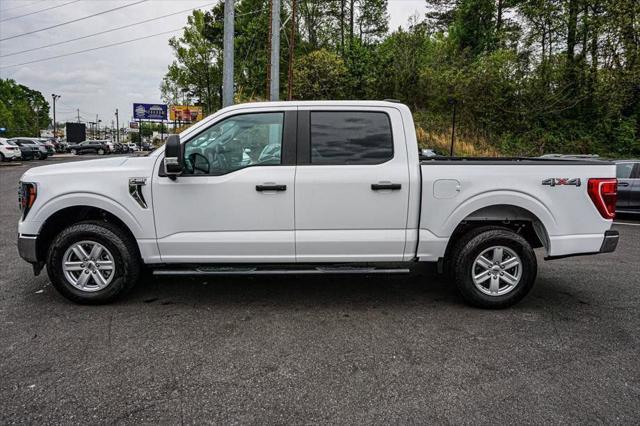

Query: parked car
[
  {"left": 0, "top": 138, "right": 22, "bottom": 161},
  {"left": 17, "top": 101, "right": 619, "bottom": 308},
  {"left": 68, "top": 140, "right": 110, "bottom": 155},
  {"left": 38, "top": 139, "right": 56, "bottom": 155},
  {"left": 11, "top": 138, "right": 48, "bottom": 159},
  {"left": 53, "top": 139, "right": 68, "bottom": 153},
  {"left": 127, "top": 143, "right": 139, "bottom": 152},
  {"left": 615, "top": 160, "right": 640, "bottom": 214}
]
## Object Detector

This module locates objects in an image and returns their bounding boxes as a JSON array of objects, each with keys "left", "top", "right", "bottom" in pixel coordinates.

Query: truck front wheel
[
  {"left": 452, "top": 228, "right": 537, "bottom": 309},
  {"left": 46, "top": 221, "right": 141, "bottom": 304}
]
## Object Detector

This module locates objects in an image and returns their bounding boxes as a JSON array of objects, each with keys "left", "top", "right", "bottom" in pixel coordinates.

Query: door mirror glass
[{"left": 164, "top": 134, "right": 183, "bottom": 175}]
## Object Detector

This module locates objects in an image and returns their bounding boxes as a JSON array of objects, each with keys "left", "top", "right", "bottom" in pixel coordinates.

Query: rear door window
[
  {"left": 617, "top": 163, "right": 635, "bottom": 179},
  {"left": 310, "top": 111, "right": 393, "bottom": 165}
]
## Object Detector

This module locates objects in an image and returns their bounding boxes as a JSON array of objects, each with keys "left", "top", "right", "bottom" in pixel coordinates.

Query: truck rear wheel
[
  {"left": 452, "top": 228, "right": 537, "bottom": 309},
  {"left": 46, "top": 221, "right": 140, "bottom": 304}
]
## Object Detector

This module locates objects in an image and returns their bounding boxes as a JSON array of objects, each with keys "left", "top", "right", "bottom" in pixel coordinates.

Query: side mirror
[{"left": 164, "top": 135, "right": 183, "bottom": 177}]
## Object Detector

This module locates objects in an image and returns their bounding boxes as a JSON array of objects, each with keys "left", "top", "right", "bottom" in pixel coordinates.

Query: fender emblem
[{"left": 542, "top": 178, "right": 581, "bottom": 187}]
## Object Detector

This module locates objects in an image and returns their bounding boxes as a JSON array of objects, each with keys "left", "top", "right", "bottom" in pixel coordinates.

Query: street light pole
[
  {"left": 51, "top": 94, "right": 61, "bottom": 139},
  {"left": 115, "top": 109, "right": 119, "bottom": 144}
]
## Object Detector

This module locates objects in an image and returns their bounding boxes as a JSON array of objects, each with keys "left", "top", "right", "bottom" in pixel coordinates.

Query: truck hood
[{"left": 21, "top": 157, "right": 132, "bottom": 180}]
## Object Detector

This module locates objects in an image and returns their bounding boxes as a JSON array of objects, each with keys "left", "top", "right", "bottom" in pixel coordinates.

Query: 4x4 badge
[{"left": 542, "top": 178, "right": 581, "bottom": 187}]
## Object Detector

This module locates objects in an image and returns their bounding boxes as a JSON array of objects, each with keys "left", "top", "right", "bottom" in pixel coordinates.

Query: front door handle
[
  {"left": 256, "top": 184, "right": 287, "bottom": 191},
  {"left": 371, "top": 183, "right": 401, "bottom": 190}
]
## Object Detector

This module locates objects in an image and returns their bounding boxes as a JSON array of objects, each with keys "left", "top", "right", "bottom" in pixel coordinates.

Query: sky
[{"left": 0, "top": 0, "right": 426, "bottom": 127}]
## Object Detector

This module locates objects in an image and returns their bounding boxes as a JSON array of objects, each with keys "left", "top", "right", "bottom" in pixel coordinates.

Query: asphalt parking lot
[{"left": 1, "top": 156, "right": 639, "bottom": 424}]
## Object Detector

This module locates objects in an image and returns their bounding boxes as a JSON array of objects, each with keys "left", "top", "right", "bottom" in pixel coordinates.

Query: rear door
[
  {"left": 628, "top": 162, "right": 640, "bottom": 212},
  {"left": 616, "top": 162, "right": 636, "bottom": 209},
  {"left": 294, "top": 107, "right": 410, "bottom": 262}
]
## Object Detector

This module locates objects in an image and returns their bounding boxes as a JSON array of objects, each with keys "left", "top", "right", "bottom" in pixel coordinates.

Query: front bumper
[{"left": 17, "top": 234, "right": 38, "bottom": 263}]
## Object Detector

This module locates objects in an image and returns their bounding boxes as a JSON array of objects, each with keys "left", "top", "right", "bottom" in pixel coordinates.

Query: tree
[
  {"left": 0, "top": 79, "right": 50, "bottom": 137},
  {"left": 292, "top": 49, "right": 348, "bottom": 99}
]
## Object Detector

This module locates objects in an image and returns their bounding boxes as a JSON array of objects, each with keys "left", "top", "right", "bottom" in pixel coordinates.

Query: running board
[{"left": 153, "top": 266, "right": 411, "bottom": 276}]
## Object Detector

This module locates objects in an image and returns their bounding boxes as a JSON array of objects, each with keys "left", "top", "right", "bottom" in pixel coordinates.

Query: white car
[
  {"left": 17, "top": 101, "right": 619, "bottom": 308},
  {"left": 127, "top": 143, "right": 139, "bottom": 152},
  {"left": 0, "top": 138, "right": 22, "bottom": 161}
]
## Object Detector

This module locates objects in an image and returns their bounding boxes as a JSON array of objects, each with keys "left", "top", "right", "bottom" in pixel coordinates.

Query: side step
[{"left": 153, "top": 266, "right": 411, "bottom": 276}]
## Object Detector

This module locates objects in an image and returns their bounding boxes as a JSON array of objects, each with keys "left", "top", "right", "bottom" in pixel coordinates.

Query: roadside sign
[
  {"left": 133, "top": 103, "right": 167, "bottom": 120},
  {"left": 170, "top": 105, "right": 203, "bottom": 122}
]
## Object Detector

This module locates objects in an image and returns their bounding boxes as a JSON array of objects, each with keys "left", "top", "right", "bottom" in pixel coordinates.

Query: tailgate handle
[
  {"left": 371, "top": 183, "right": 401, "bottom": 191},
  {"left": 256, "top": 184, "right": 287, "bottom": 191},
  {"left": 618, "top": 182, "right": 629, "bottom": 187}
]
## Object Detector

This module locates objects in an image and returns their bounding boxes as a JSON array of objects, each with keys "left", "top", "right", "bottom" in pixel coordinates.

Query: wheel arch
[
  {"left": 35, "top": 204, "right": 142, "bottom": 264},
  {"left": 443, "top": 203, "right": 552, "bottom": 262}
]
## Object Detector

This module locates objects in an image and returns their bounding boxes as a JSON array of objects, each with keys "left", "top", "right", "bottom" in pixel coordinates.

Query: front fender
[{"left": 21, "top": 192, "right": 144, "bottom": 238}]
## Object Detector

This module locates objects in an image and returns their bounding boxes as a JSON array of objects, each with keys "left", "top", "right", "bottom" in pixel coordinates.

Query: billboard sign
[
  {"left": 133, "top": 103, "right": 167, "bottom": 120},
  {"left": 170, "top": 105, "right": 203, "bottom": 122}
]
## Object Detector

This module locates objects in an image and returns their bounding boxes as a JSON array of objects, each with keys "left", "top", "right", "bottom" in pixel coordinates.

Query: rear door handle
[
  {"left": 256, "top": 184, "right": 287, "bottom": 191},
  {"left": 371, "top": 183, "right": 401, "bottom": 191}
]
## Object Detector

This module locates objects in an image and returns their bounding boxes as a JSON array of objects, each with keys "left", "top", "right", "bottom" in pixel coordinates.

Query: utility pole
[
  {"left": 77, "top": 108, "right": 80, "bottom": 123},
  {"left": 222, "top": 0, "right": 234, "bottom": 107},
  {"left": 266, "top": 0, "right": 273, "bottom": 99},
  {"left": 449, "top": 98, "right": 457, "bottom": 156},
  {"left": 95, "top": 114, "right": 98, "bottom": 139},
  {"left": 115, "top": 109, "right": 120, "bottom": 144},
  {"left": 51, "top": 94, "right": 60, "bottom": 139},
  {"left": 269, "top": 0, "right": 280, "bottom": 101},
  {"left": 287, "top": 0, "right": 297, "bottom": 100}
]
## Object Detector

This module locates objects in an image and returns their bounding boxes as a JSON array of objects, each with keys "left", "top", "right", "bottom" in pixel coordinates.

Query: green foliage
[
  {"left": 0, "top": 79, "right": 50, "bottom": 138},
  {"left": 292, "top": 49, "right": 348, "bottom": 99},
  {"left": 162, "top": 0, "right": 640, "bottom": 157}
]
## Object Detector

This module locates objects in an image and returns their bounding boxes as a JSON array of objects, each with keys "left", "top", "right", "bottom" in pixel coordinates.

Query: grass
[{"left": 415, "top": 126, "right": 500, "bottom": 157}]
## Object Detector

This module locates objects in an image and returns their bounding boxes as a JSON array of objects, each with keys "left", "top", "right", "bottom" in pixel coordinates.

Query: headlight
[{"left": 18, "top": 182, "right": 37, "bottom": 219}]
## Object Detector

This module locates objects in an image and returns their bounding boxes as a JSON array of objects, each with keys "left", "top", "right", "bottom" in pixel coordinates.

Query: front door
[
  {"left": 294, "top": 108, "right": 410, "bottom": 262},
  {"left": 152, "top": 108, "right": 297, "bottom": 263}
]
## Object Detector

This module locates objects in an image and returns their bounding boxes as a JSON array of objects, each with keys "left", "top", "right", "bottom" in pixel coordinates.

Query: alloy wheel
[
  {"left": 471, "top": 246, "right": 522, "bottom": 296},
  {"left": 62, "top": 241, "right": 115, "bottom": 292}
]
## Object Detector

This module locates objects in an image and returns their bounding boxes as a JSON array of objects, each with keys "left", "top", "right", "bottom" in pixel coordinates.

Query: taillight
[
  {"left": 587, "top": 178, "right": 617, "bottom": 219},
  {"left": 18, "top": 182, "right": 37, "bottom": 219}
]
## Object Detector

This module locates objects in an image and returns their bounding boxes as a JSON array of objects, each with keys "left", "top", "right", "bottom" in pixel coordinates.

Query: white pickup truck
[{"left": 17, "top": 101, "right": 619, "bottom": 308}]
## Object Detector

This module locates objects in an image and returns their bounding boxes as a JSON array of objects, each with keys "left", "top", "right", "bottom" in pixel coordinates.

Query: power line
[
  {"left": 0, "top": 0, "right": 82, "bottom": 23},
  {"left": 0, "top": 0, "right": 148, "bottom": 42},
  {"left": 0, "top": 28, "right": 182, "bottom": 69},
  {"left": 1, "top": 1, "right": 217, "bottom": 58}
]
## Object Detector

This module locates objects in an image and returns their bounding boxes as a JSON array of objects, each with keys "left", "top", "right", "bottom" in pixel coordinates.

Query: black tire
[
  {"left": 34, "top": 151, "right": 42, "bottom": 159},
  {"left": 0, "top": 152, "right": 5, "bottom": 162},
  {"left": 451, "top": 228, "right": 537, "bottom": 309},
  {"left": 46, "top": 221, "right": 141, "bottom": 304}
]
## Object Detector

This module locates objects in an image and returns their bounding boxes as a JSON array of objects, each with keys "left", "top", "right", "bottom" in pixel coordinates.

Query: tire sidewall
[
  {"left": 455, "top": 231, "right": 537, "bottom": 308},
  {"left": 47, "top": 224, "right": 134, "bottom": 304}
]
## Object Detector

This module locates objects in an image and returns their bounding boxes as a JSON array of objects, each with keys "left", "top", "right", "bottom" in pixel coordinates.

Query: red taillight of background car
[{"left": 587, "top": 178, "right": 617, "bottom": 219}]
